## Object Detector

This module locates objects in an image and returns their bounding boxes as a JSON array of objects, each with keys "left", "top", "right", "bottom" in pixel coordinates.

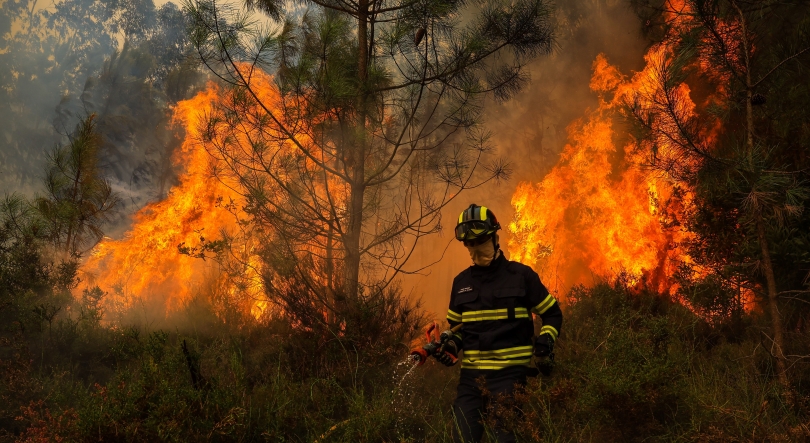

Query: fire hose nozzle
[
  {"left": 409, "top": 322, "right": 464, "bottom": 366},
  {"left": 410, "top": 348, "right": 429, "bottom": 365},
  {"left": 440, "top": 329, "right": 454, "bottom": 342}
]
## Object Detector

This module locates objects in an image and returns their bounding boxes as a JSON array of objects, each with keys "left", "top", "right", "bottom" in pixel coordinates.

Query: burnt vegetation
[{"left": 1, "top": 0, "right": 810, "bottom": 442}]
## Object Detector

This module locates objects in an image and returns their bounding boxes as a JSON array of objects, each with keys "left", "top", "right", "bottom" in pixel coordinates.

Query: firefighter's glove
[
  {"left": 533, "top": 333, "right": 554, "bottom": 358},
  {"left": 434, "top": 340, "right": 458, "bottom": 367},
  {"left": 534, "top": 334, "right": 555, "bottom": 376}
]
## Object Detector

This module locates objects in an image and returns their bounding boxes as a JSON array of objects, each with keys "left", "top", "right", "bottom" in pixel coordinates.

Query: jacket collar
[{"left": 470, "top": 250, "right": 506, "bottom": 276}]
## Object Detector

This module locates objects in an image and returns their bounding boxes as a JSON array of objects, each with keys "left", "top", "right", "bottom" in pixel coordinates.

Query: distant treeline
[{"left": 0, "top": 0, "right": 204, "bottom": 215}]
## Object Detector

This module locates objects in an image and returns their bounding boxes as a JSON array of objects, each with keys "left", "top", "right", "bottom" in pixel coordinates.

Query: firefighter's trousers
[{"left": 452, "top": 367, "right": 527, "bottom": 443}]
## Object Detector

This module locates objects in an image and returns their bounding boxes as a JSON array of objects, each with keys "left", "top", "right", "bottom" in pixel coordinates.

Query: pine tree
[
  {"left": 184, "top": 0, "right": 555, "bottom": 317},
  {"left": 628, "top": 0, "right": 810, "bottom": 391},
  {"left": 35, "top": 115, "right": 120, "bottom": 256}
]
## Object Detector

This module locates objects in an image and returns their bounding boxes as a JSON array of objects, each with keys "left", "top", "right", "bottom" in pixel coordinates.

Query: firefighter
[{"left": 434, "top": 203, "right": 563, "bottom": 443}]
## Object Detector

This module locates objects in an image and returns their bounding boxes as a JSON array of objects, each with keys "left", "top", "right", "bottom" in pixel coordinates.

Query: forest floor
[{"left": 3, "top": 282, "right": 810, "bottom": 442}]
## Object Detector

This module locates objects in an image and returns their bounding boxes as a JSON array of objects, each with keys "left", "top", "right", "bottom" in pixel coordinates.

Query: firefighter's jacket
[{"left": 446, "top": 253, "right": 562, "bottom": 371}]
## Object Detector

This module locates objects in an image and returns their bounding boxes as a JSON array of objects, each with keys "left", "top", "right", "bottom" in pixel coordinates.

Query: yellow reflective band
[
  {"left": 539, "top": 325, "right": 559, "bottom": 341},
  {"left": 447, "top": 309, "right": 462, "bottom": 322},
  {"left": 461, "top": 358, "right": 532, "bottom": 370},
  {"left": 481, "top": 206, "right": 488, "bottom": 221},
  {"left": 464, "top": 308, "right": 508, "bottom": 317},
  {"left": 458, "top": 211, "right": 464, "bottom": 223},
  {"left": 532, "top": 294, "right": 557, "bottom": 315},
  {"left": 463, "top": 346, "right": 533, "bottom": 360},
  {"left": 453, "top": 332, "right": 463, "bottom": 341},
  {"left": 461, "top": 307, "right": 529, "bottom": 322}
]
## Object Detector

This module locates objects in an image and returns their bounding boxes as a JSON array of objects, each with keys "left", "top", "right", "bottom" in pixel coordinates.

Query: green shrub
[
  {"left": 3, "top": 255, "right": 810, "bottom": 442},
  {"left": 504, "top": 283, "right": 810, "bottom": 442}
]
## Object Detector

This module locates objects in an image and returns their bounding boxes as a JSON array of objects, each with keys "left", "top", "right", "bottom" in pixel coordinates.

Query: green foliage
[
  {"left": 520, "top": 284, "right": 697, "bottom": 440},
  {"left": 498, "top": 284, "right": 810, "bottom": 442},
  {"left": 624, "top": 0, "right": 810, "bottom": 387},
  {"left": 35, "top": 115, "right": 120, "bottom": 255},
  {"left": 0, "top": 271, "right": 438, "bottom": 441},
  {"left": 4, "top": 270, "right": 810, "bottom": 442}
]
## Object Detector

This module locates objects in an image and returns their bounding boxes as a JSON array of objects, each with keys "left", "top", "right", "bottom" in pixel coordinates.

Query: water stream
[{"left": 390, "top": 356, "right": 421, "bottom": 434}]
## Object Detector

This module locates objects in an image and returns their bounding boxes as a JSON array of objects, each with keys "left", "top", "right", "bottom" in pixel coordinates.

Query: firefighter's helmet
[{"left": 455, "top": 204, "right": 501, "bottom": 241}]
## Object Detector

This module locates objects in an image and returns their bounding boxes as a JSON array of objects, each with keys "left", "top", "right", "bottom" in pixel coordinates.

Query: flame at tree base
[
  {"left": 508, "top": 54, "right": 690, "bottom": 298},
  {"left": 82, "top": 52, "right": 709, "bottom": 319},
  {"left": 80, "top": 81, "right": 268, "bottom": 319}
]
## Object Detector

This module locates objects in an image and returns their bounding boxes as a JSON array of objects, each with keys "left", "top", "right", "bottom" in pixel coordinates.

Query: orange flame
[
  {"left": 82, "top": 0, "right": 749, "bottom": 318},
  {"left": 80, "top": 79, "right": 270, "bottom": 318},
  {"left": 507, "top": 0, "right": 753, "bottom": 303},
  {"left": 81, "top": 67, "right": 345, "bottom": 321},
  {"left": 508, "top": 50, "right": 692, "bottom": 297}
]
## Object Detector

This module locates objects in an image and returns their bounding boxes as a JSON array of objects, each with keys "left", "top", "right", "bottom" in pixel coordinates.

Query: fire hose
[{"left": 410, "top": 321, "right": 463, "bottom": 366}]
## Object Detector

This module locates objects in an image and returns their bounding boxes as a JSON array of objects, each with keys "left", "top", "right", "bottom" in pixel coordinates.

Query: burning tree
[
  {"left": 183, "top": 0, "right": 555, "bottom": 322},
  {"left": 627, "top": 0, "right": 810, "bottom": 389}
]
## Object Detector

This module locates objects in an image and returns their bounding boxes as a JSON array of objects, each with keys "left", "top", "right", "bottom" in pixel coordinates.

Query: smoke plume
[
  {"left": 403, "top": 0, "right": 649, "bottom": 315},
  {"left": 0, "top": 0, "right": 200, "bottom": 236}
]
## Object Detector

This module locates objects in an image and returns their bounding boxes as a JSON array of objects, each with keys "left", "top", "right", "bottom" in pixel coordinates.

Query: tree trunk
[
  {"left": 325, "top": 223, "right": 335, "bottom": 325},
  {"left": 65, "top": 139, "right": 85, "bottom": 255},
  {"left": 344, "top": 0, "right": 369, "bottom": 300},
  {"left": 755, "top": 212, "right": 790, "bottom": 388},
  {"left": 733, "top": 0, "right": 790, "bottom": 391},
  {"left": 735, "top": 0, "right": 755, "bottom": 167}
]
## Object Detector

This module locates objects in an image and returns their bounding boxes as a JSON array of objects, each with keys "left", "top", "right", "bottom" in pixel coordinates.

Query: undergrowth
[{"left": 2, "top": 263, "right": 809, "bottom": 442}]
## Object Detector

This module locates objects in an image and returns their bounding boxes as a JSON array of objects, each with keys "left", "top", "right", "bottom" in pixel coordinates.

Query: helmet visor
[{"left": 455, "top": 220, "right": 491, "bottom": 241}]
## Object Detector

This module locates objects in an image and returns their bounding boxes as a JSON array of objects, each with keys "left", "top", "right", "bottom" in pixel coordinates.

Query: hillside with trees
[{"left": 1, "top": 0, "right": 809, "bottom": 441}]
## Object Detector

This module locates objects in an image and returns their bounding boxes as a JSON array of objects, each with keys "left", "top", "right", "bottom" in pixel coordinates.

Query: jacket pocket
[
  {"left": 495, "top": 286, "right": 526, "bottom": 300},
  {"left": 455, "top": 289, "right": 479, "bottom": 305},
  {"left": 495, "top": 286, "right": 526, "bottom": 311}
]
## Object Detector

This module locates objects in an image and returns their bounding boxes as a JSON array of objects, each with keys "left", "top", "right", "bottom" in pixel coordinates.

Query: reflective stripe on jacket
[{"left": 446, "top": 253, "right": 562, "bottom": 370}]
